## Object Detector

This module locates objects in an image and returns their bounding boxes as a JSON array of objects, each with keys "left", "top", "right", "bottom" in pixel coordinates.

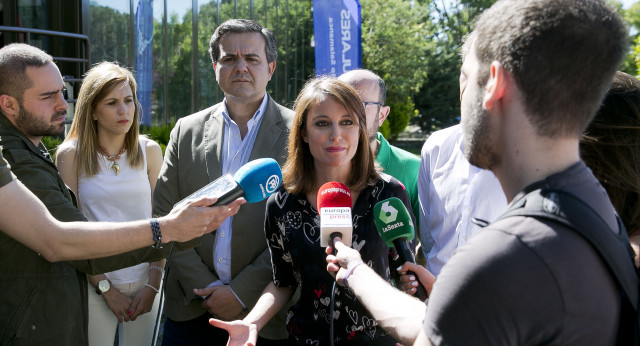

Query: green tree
[
  {"left": 611, "top": 0, "right": 640, "bottom": 75},
  {"left": 151, "top": 0, "right": 315, "bottom": 122},
  {"left": 413, "top": 0, "right": 496, "bottom": 133},
  {"left": 89, "top": 4, "right": 130, "bottom": 64},
  {"left": 156, "top": 11, "right": 195, "bottom": 122},
  {"left": 360, "top": 0, "right": 435, "bottom": 139}
]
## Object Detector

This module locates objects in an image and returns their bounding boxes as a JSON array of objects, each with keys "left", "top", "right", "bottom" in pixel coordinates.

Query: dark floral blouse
[{"left": 264, "top": 174, "right": 416, "bottom": 345}]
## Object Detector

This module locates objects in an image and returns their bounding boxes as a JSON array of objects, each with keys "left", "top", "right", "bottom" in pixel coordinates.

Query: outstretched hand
[
  {"left": 209, "top": 318, "right": 257, "bottom": 346},
  {"left": 161, "top": 196, "right": 246, "bottom": 243}
]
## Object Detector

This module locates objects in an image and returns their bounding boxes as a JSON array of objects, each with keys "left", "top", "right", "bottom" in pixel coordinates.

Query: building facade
[{"left": 0, "top": 0, "right": 314, "bottom": 125}]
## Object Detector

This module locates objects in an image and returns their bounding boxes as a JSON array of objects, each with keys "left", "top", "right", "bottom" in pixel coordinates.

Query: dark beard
[
  {"left": 15, "top": 106, "right": 66, "bottom": 138},
  {"left": 462, "top": 93, "right": 500, "bottom": 170}
]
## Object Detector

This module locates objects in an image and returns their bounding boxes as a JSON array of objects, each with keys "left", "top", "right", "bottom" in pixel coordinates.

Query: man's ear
[
  {"left": 483, "top": 61, "right": 507, "bottom": 110},
  {"left": 0, "top": 94, "right": 20, "bottom": 118},
  {"left": 267, "top": 61, "right": 276, "bottom": 81},
  {"left": 378, "top": 105, "right": 390, "bottom": 127}
]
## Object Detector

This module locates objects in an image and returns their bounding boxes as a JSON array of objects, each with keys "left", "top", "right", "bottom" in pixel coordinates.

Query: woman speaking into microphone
[{"left": 209, "top": 77, "right": 416, "bottom": 345}]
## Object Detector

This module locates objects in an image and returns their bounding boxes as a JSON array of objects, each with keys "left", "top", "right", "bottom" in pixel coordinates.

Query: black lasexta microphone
[
  {"left": 374, "top": 197, "right": 429, "bottom": 301},
  {"left": 174, "top": 158, "right": 282, "bottom": 209}
]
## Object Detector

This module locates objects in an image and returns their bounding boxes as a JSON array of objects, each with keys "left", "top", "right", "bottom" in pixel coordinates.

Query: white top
[
  {"left": 76, "top": 137, "right": 152, "bottom": 284},
  {"left": 418, "top": 124, "right": 508, "bottom": 276}
]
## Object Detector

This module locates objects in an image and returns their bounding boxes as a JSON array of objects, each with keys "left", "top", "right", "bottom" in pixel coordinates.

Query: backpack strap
[{"left": 495, "top": 188, "right": 639, "bottom": 344}]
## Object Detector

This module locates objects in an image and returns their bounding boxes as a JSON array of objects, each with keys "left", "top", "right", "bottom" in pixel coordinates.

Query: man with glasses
[{"left": 339, "top": 69, "right": 421, "bottom": 228}]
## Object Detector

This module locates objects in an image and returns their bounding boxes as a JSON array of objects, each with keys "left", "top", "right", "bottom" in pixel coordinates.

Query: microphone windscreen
[
  {"left": 234, "top": 158, "right": 282, "bottom": 203},
  {"left": 317, "top": 182, "right": 353, "bottom": 247},
  {"left": 317, "top": 181, "right": 352, "bottom": 209},
  {"left": 373, "top": 197, "right": 415, "bottom": 247}
]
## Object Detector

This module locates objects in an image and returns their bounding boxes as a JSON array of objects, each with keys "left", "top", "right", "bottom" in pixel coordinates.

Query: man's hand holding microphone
[{"left": 325, "top": 197, "right": 436, "bottom": 299}]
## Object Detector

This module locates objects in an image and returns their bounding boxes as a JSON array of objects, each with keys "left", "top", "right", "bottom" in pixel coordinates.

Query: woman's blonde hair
[
  {"left": 65, "top": 62, "right": 143, "bottom": 176},
  {"left": 282, "top": 77, "right": 378, "bottom": 195}
]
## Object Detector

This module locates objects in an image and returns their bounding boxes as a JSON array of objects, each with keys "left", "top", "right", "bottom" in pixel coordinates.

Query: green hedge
[
  {"left": 43, "top": 122, "right": 176, "bottom": 160},
  {"left": 140, "top": 122, "right": 175, "bottom": 155}
]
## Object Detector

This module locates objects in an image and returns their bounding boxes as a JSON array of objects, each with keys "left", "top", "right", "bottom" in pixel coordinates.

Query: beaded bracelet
[
  {"left": 149, "top": 265, "right": 165, "bottom": 277},
  {"left": 342, "top": 261, "right": 364, "bottom": 289},
  {"left": 145, "top": 283, "right": 159, "bottom": 293},
  {"left": 150, "top": 218, "right": 162, "bottom": 249}
]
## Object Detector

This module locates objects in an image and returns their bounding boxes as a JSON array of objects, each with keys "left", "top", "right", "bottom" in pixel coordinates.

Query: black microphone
[{"left": 374, "top": 197, "right": 429, "bottom": 301}]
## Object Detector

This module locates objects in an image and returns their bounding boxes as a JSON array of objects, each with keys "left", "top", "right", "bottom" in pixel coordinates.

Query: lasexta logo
[{"left": 378, "top": 201, "right": 398, "bottom": 224}]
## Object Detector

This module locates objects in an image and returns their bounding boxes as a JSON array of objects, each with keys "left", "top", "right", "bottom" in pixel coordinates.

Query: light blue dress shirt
[
  {"left": 418, "top": 124, "right": 508, "bottom": 276},
  {"left": 208, "top": 93, "right": 269, "bottom": 307}
]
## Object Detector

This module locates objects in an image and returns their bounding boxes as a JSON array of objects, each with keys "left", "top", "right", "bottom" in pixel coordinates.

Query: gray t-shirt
[
  {"left": 423, "top": 162, "right": 621, "bottom": 345},
  {"left": 0, "top": 152, "right": 14, "bottom": 188}
]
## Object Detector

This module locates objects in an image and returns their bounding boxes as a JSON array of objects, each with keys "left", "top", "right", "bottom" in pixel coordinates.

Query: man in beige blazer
[{"left": 153, "top": 19, "right": 294, "bottom": 346}]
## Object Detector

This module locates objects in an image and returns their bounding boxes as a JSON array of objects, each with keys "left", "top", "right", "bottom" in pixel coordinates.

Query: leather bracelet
[
  {"left": 149, "top": 265, "right": 165, "bottom": 277},
  {"left": 342, "top": 261, "right": 364, "bottom": 289},
  {"left": 150, "top": 218, "right": 162, "bottom": 249},
  {"left": 145, "top": 283, "right": 159, "bottom": 293}
]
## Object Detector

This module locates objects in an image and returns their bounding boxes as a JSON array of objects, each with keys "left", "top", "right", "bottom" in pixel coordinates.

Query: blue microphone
[{"left": 174, "top": 158, "right": 282, "bottom": 208}]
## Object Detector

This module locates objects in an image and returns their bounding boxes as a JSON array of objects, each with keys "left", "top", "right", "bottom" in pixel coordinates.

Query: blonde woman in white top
[{"left": 56, "top": 62, "right": 164, "bottom": 346}]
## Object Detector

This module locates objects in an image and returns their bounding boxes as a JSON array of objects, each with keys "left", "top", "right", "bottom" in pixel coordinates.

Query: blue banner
[
  {"left": 313, "top": 0, "right": 361, "bottom": 76},
  {"left": 135, "top": 0, "right": 154, "bottom": 126}
]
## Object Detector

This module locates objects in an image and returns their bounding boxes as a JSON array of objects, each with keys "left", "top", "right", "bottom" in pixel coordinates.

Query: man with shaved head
[{"left": 339, "top": 69, "right": 420, "bottom": 225}]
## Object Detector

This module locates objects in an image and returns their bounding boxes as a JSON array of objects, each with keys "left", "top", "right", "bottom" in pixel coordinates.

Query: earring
[{"left": 92, "top": 114, "right": 97, "bottom": 120}]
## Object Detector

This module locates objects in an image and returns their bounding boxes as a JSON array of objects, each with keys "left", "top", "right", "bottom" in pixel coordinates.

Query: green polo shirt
[{"left": 375, "top": 132, "right": 421, "bottom": 226}]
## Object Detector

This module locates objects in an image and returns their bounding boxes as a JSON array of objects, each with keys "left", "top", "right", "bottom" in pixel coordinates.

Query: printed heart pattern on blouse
[
  {"left": 286, "top": 211, "right": 303, "bottom": 229},
  {"left": 275, "top": 190, "right": 289, "bottom": 209},
  {"left": 303, "top": 222, "right": 320, "bottom": 244},
  {"left": 362, "top": 316, "right": 377, "bottom": 339},
  {"left": 269, "top": 233, "right": 284, "bottom": 250},
  {"left": 352, "top": 239, "right": 365, "bottom": 252},
  {"left": 346, "top": 306, "right": 358, "bottom": 324}
]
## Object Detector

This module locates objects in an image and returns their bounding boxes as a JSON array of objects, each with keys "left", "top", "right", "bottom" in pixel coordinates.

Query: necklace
[{"left": 98, "top": 144, "right": 126, "bottom": 175}]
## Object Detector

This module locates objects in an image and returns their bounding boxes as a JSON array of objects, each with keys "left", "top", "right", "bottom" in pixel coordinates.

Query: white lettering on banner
[
  {"left": 340, "top": 9, "right": 352, "bottom": 73},
  {"left": 328, "top": 17, "right": 336, "bottom": 72}
]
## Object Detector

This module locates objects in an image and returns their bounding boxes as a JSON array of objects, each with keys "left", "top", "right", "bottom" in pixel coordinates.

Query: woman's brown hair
[
  {"left": 581, "top": 71, "right": 640, "bottom": 234},
  {"left": 282, "top": 77, "right": 378, "bottom": 195}
]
